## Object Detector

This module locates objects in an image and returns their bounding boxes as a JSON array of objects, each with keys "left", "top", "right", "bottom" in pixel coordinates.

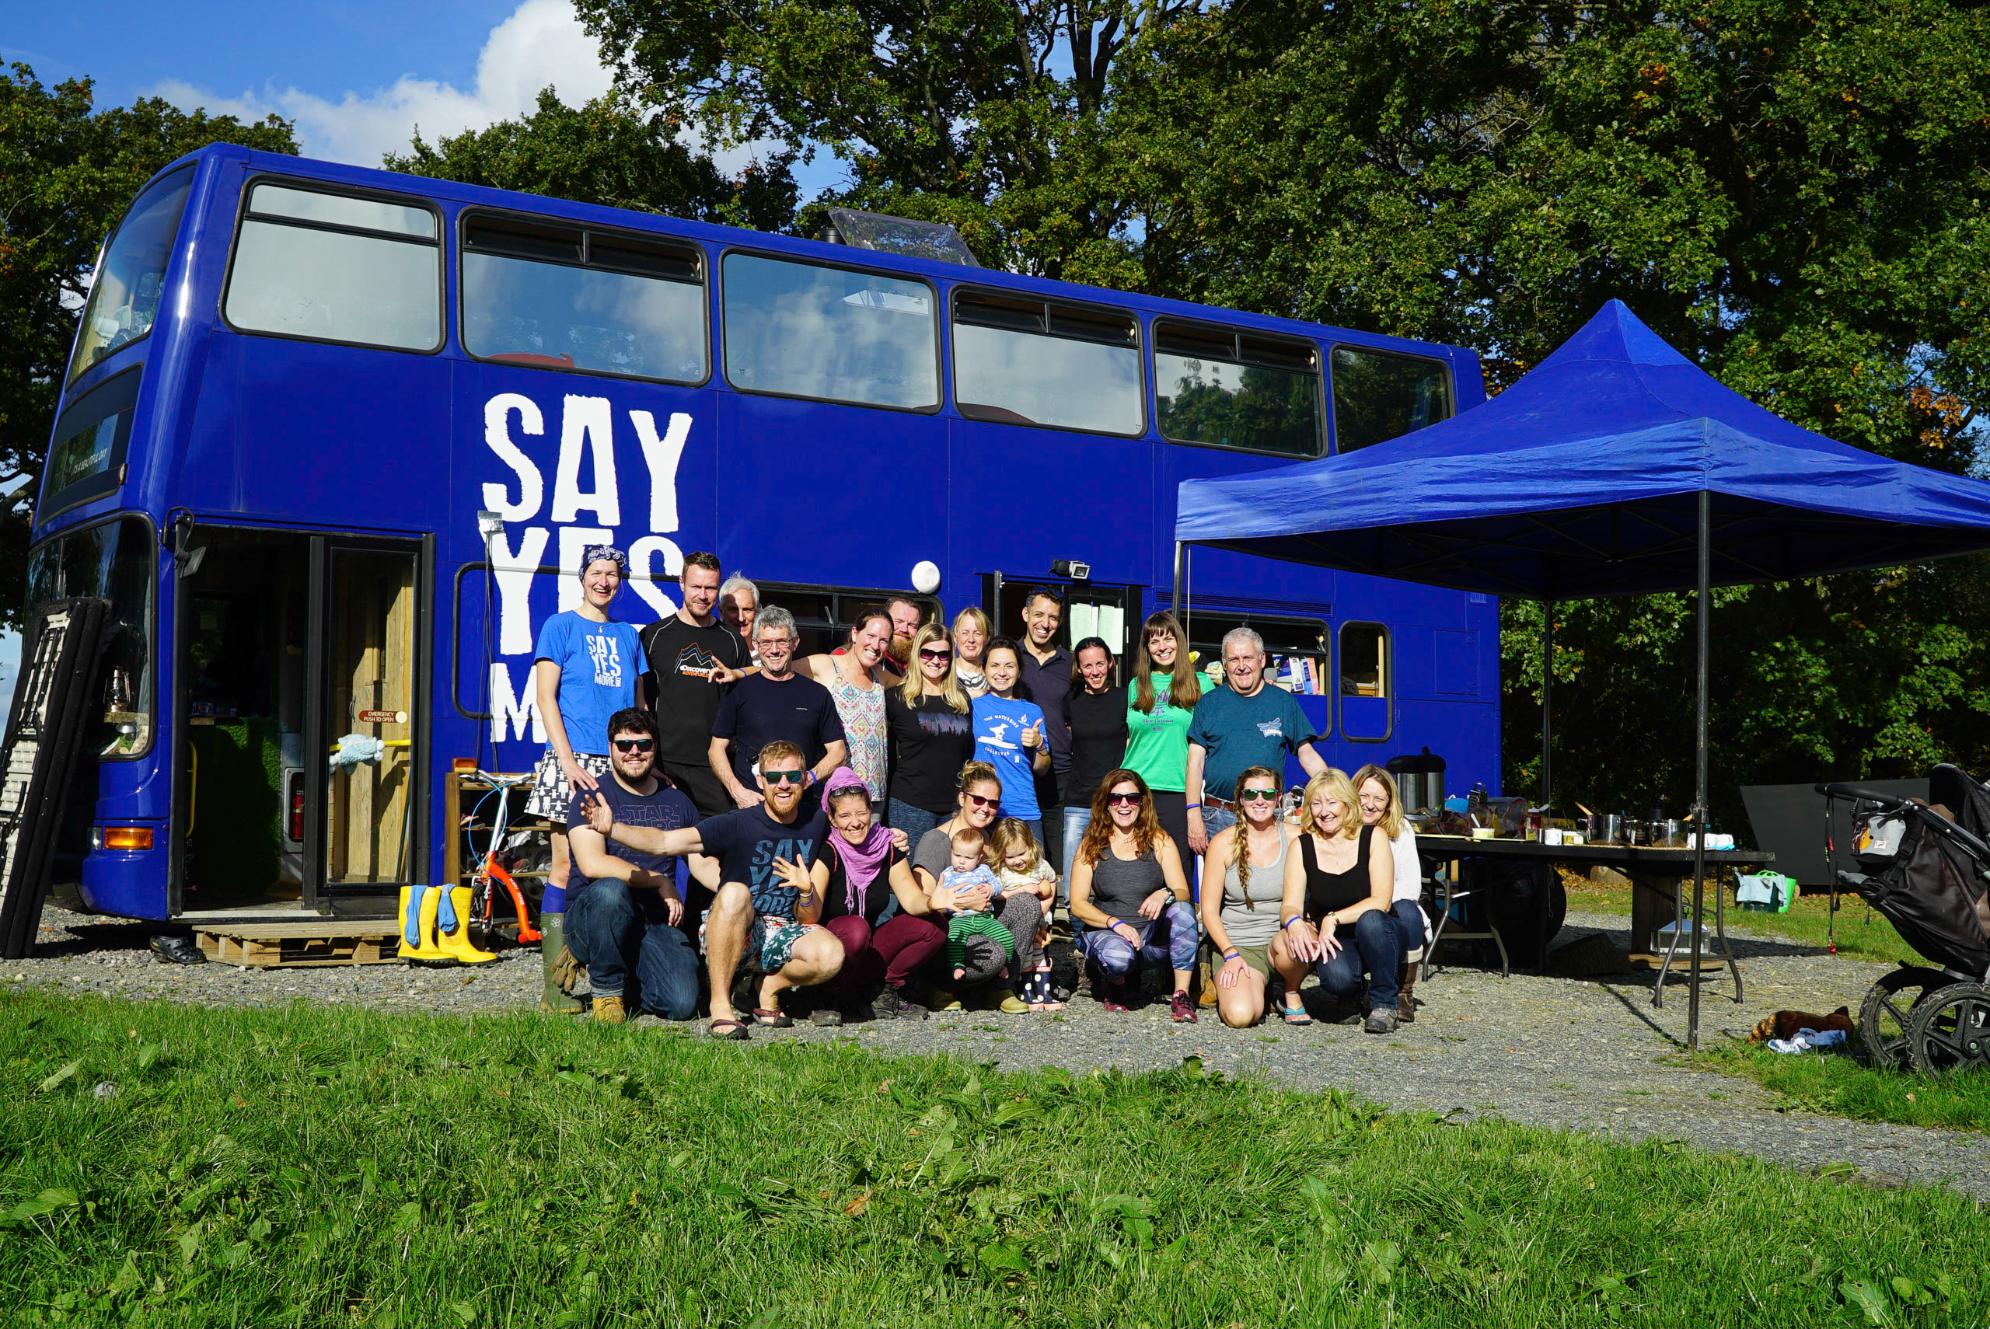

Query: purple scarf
[{"left": 821, "top": 767, "right": 893, "bottom": 914}]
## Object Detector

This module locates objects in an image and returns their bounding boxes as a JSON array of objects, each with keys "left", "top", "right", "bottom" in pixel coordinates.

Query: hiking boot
[
  {"left": 591, "top": 994, "right": 627, "bottom": 1025},
  {"left": 1170, "top": 991, "right": 1199, "bottom": 1023},
  {"left": 1364, "top": 1007, "right": 1397, "bottom": 1035},
  {"left": 1395, "top": 964, "right": 1419, "bottom": 1024},
  {"left": 874, "top": 987, "right": 929, "bottom": 1021}
]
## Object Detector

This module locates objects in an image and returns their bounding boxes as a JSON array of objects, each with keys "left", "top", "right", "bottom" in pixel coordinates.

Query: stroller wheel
[
  {"left": 1906, "top": 982, "right": 1990, "bottom": 1074},
  {"left": 1858, "top": 966, "right": 1953, "bottom": 1068}
]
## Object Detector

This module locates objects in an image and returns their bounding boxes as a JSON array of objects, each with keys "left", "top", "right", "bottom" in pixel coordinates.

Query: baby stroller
[{"left": 1820, "top": 765, "right": 1990, "bottom": 1071}]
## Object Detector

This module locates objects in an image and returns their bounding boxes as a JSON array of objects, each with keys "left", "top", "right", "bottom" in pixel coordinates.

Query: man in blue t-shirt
[
  {"left": 583, "top": 740, "right": 860, "bottom": 1040},
  {"left": 561, "top": 708, "right": 713, "bottom": 1024},
  {"left": 1185, "top": 626, "right": 1329, "bottom": 853}
]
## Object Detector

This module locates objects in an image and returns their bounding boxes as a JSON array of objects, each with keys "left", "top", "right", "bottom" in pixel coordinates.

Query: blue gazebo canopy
[{"left": 1175, "top": 301, "right": 1990, "bottom": 598}]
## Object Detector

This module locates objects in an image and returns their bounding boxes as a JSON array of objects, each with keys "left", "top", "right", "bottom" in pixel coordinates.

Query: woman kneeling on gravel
[
  {"left": 910, "top": 762, "right": 1045, "bottom": 1013},
  {"left": 1200, "top": 765, "right": 1298, "bottom": 1027},
  {"left": 1279, "top": 769, "right": 1402, "bottom": 1034},
  {"left": 775, "top": 769, "right": 947, "bottom": 1022},
  {"left": 1069, "top": 769, "right": 1199, "bottom": 1022}
]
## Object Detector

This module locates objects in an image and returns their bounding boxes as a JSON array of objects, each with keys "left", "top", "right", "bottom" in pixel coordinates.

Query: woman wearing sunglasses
[
  {"left": 1070, "top": 769, "right": 1200, "bottom": 1022},
  {"left": 1199, "top": 766, "right": 1299, "bottom": 1027},
  {"left": 884, "top": 622, "right": 975, "bottom": 845},
  {"left": 1279, "top": 769, "right": 1402, "bottom": 1034},
  {"left": 909, "top": 762, "right": 1045, "bottom": 1013}
]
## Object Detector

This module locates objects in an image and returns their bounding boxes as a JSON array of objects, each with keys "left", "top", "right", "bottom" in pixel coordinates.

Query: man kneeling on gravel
[
  {"left": 585, "top": 740, "right": 862, "bottom": 1039},
  {"left": 560, "top": 709, "right": 714, "bottom": 1023}
]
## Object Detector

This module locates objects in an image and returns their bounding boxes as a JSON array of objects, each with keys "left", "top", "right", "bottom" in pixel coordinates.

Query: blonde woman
[
  {"left": 1123, "top": 611, "right": 1203, "bottom": 857},
  {"left": 885, "top": 622, "right": 975, "bottom": 842},
  {"left": 1354, "top": 763, "right": 1429, "bottom": 1023},
  {"left": 1200, "top": 765, "right": 1297, "bottom": 1027},
  {"left": 1277, "top": 769, "right": 1401, "bottom": 1034},
  {"left": 952, "top": 606, "right": 992, "bottom": 697}
]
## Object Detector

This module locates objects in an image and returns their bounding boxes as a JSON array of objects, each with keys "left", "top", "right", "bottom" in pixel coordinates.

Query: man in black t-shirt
[
  {"left": 640, "top": 550, "right": 747, "bottom": 817},
  {"left": 560, "top": 709, "right": 712, "bottom": 1024},
  {"left": 585, "top": 741, "right": 846, "bottom": 1040},
  {"left": 1016, "top": 586, "right": 1075, "bottom": 869},
  {"left": 709, "top": 606, "right": 847, "bottom": 806}
]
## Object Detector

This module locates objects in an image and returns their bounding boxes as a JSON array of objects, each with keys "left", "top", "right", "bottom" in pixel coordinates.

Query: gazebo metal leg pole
[
  {"left": 1172, "top": 541, "right": 1184, "bottom": 615},
  {"left": 1688, "top": 492, "right": 1711, "bottom": 1051},
  {"left": 1541, "top": 599, "right": 1553, "bottom": 809}
]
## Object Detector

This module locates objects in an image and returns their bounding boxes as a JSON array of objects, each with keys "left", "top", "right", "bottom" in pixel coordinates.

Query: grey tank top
[
  {"left": 1219, "top": 826, "right": 1291, "bottom": 949},
  {"left": 1089, "top": 844, "right": 1165, "bottom": 928}
]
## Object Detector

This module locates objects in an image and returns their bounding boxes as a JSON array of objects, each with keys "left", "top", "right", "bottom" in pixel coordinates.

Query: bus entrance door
[
  {"left": 318, "top": 542, "right": 422, "bottom": 899},
  {"left": 984, "top": 575, "right": 1136, "bottom": 666}
]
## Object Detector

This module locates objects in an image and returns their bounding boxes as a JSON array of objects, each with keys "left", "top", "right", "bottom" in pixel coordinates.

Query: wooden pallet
[{"left": 195, "top": 921, "right": 403, "bottom": 968}]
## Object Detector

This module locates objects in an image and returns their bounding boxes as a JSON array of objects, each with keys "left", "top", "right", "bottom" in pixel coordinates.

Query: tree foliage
[
  {"left": 385, "top": 89, "right": 798, "bottom": 232},
  {"left": 0, "top": 63, "right": 294, "bottom": 624}
]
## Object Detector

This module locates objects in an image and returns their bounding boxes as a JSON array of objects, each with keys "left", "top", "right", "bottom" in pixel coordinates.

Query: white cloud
[{"left": 150, "top": 0, "right": 615, "bottom": 167}]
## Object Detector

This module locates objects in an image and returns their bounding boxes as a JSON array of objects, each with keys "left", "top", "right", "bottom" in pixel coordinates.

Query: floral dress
[{"left": 828, "top": 671, "right": 888, "bottom": 801}]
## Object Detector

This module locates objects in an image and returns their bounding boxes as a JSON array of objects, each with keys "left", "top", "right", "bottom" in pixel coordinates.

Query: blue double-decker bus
[{"left": 28, "top": 143, "right": 1499, "bottom": 924}]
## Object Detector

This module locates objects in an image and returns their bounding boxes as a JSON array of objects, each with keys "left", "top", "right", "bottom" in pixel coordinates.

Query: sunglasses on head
[
  {"left": 1107, "top": 791, "right": 1143, "bottom": 806},
  {"left": 761, "top": 769, "right": 808, "bottom": 786},
  {"left": 919, "top": 647, "right": 953, "bottom": 661},
  {"left": 1239, "top": 787, "right": 1279, "bottom": 801},
  {"left": 612, "top": 737, "right": 654, "bottom": 753},
  {"left": 964, "top": 792, "right": 1001, "bottom": 810}
]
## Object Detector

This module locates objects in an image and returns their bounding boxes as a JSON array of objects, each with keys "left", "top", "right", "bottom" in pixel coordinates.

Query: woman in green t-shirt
[{"left": 1123, "top": 611, "right": 1202, "bottom": 860}]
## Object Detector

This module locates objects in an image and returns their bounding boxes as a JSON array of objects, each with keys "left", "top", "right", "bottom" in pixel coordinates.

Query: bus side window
[
  {"left": 1340, "top": 621, "right": 1390, "bottom": 742},
  {"left": 224, "top": 183, "right": 441, "bottom": 351},
  {"left": 462, "top": 217, "right": 707, "bottom": 383},
  {"left": 1155, "top": 321, "right": 1322, "bottom": 457},
  {"left": 721, "top": 253, "right": 938, "bottom": 411},
  {"left": 953, "top": 292, "right": 1143, "bottom": 436},
  {"left": 1329, "top": 346, "right": 1453, "bottom": 453}
]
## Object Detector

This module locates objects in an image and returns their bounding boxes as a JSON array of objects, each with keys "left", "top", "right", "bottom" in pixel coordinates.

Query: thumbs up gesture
[{"left": 1021, "top": 718, "right": 1042, "bottom": 750}]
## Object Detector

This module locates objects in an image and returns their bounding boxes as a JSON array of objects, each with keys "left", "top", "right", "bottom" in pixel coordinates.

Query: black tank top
[{"left": 1300, "top": 824, "right": 1376, "bottom": 921}]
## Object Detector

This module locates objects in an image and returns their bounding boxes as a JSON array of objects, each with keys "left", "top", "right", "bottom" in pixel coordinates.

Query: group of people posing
[{"left": 526, "top": 545, "right": 1431, "bottom": 1040}]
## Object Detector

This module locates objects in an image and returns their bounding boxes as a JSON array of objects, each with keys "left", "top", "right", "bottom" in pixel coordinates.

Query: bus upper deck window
[
  {"left": 1330, "top": 346, "right": 1454, "bottom": 452},
  {"left": 722, "top": 253, "right": 938, "bottom": 410},
  {"left": 1155, "top": 321, "right": 1321, "bottom": 457},
  {"left": 224, "top": 182, "right": 442, "bottom": 351},
  {"left": 463, "top": 216, "right": 707, "bottom": 384},
  {"left": 953, "top": 292, "right": 1143, "bottom": 436},
  {"left": 68, "top": 169, "right": 194, "bottom": 384}
]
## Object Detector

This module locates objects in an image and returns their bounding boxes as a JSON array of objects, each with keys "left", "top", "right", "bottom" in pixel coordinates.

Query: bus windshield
[{"left": 67, "top": 169, "right": 194, "bottom": 383}]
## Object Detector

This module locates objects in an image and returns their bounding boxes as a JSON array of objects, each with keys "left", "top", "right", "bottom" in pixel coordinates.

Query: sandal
[
  {"left": 707, "top": 1017, "right": 749, "bottom": 1040},
  {"left": 1281, "top": 1002, "right": 1314, "bottom": 1026},
  {"left": 752, "top": 1007, "right": 793, "bottom": 1028}
]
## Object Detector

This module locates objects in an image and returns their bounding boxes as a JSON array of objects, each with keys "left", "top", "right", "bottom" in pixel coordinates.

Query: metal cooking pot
[
  {"left": 1652, "top": 819, "right": 1686, "bottom": 847},
  {"left": 1587, "top": 813, "right": 1625, "bottom": 844},
  {"left": 1623, "top": 820, "right": 1652, "bottom": 847},
  {"left": 1386, "top": 747, "right": 1447, "bottom": 814}
]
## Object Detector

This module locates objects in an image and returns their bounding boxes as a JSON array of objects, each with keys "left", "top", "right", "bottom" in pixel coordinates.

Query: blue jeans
[
  {"left": 1391, "top": 899, "right": 1427, "bottom": 953},
  {"left": 1060, "top": 807, "right": 1093, "bottom": 901},
  {"left": 565, "top": 879, "right": 701, "bottom": 1020},
  {"left": 1201, "top": 806, "right": 1239, "bottom": 841},
  {"left": 1078, "top": 900, "right": 1201, "bottom": 984},
  {"left": 886, "top": 798, "right": 944, "bottom": 846},
  {"left": 1313, "top": 909, "right": 1402, "bottom": 1013}
]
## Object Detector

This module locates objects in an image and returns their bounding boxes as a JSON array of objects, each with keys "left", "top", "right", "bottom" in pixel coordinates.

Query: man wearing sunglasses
[
  {"left": 1185, "top": 626, "right": 1328, "bottom": 854},
  {"left": 558, "top": 709, "right": 714, "bottom": 1024},
  {"left": 587, "top": 740, "right": 903, "bottom": 1039}
]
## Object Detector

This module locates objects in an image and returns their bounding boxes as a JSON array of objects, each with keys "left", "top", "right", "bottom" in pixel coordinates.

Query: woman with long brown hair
[
  {"left": 1069, "top": 768, "right": 1199, "bottom": 1021},
  {"left": 1199, "top": 765, "right": 1298, "bottom": 1027},
  {"left": 1353, "top": 763, "right": 1429, "bottom": 1023},
  {"left": 1277, "top": 769, "right": 1401, "bottom": 1034},
  {"left": 1122, "top": 611, "right": 1202, "bottom": 858},
  {"left": 801, "top": 608, "right": 892, "bottom": 812}
]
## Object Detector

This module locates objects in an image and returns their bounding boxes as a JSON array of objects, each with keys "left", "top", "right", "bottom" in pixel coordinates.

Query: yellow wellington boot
[
  {"left": 399, "top": 885, "right": 456, "bottom": 965},
  {"left": 434, "top": 886, "right": 498, "bottom": 964}
]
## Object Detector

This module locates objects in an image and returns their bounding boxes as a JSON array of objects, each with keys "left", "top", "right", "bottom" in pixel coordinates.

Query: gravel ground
[{"left": 9, "top": 901, "right": 1988, "bottom": 1203}]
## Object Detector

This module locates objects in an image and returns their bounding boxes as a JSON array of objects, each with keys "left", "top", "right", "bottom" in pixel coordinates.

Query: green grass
[
  {"left": 2, "top": 991, "right": 1986, "bottom": 1328},
  {"left": 1564, "top": 879, "right": 1920, "bottom": 965},
  {"left": 1698, "top": 1042, "right": 1990, "bottom": 1135}
]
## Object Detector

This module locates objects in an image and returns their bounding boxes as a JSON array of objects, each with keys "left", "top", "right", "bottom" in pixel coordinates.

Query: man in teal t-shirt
[{"left": 1185, "top": 626, "right": 1329, "bottom": 854}]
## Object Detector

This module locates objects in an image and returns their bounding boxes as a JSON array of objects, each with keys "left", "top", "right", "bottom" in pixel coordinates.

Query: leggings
[
  {"left": 1078, "top": 900, "right": 1201, "bottom": 983},
  {"left": 819, "top": 913, "right": 945, "bottom": 999}
]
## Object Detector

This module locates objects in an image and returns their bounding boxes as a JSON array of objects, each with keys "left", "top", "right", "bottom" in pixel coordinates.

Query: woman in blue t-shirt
[
  {"left": 971, "top": 637, "right": 1050, "bottom": 841},
  {"left": 524, "top": 545, "right": 644, "bottom": 926}
]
